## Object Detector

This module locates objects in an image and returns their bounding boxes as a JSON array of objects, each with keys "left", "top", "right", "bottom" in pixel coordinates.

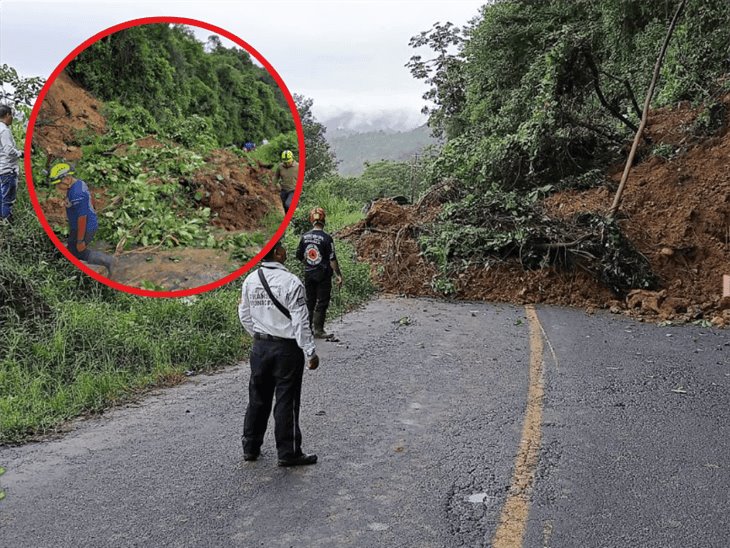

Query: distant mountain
[{"left": 328, "top": 124, "right": 438, "bottom": 176}]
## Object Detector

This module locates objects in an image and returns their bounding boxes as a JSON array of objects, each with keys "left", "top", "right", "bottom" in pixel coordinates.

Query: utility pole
[{"left": 410, "top": 153, "right": 418, "bottom": 203}]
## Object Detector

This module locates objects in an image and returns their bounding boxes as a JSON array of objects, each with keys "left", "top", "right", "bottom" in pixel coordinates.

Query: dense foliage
[
  {"left": 294, "top": 95, "right": 338, "bottom": 182},
  {"left": 0, "top": 68, "right": 372, "bottom": 444},
  {"left": 311, "top": 157, "right": 433, "bottom": 206},
  {"left": 408, "top": 0, "right": 729, "bottom": 291},
  {"left": 67, "top": 24, "right": 294, "bottom": 147},
  {"left": 414, "top": 0, "right": 730, "bottom": 192}
]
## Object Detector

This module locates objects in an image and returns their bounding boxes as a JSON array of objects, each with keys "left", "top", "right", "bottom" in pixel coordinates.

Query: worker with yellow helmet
[
  {"left": 272, "top": 149, "right": 298, "bottom": 213},
  {"left": 49, "top": 162, "right": 116, "bottom": 277},
  {"left": 296, "top": 207, "right": 343, "bottom": 338}
]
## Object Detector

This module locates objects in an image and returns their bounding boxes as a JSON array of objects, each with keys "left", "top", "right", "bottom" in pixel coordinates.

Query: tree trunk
[{"left": 608, "top": 0, "right": 688, "bottom": 219}]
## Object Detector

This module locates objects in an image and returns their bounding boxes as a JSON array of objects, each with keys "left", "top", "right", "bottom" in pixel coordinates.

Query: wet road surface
[{"left": 0, "top": 297, "right": 727, "bottom": 547}]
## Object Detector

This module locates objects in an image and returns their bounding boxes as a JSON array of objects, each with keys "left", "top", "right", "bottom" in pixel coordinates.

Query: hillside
[
  {"left": 341, "top": 97, "right": 730, "bottom": 326},
  {"left": 328, "top": 124, "right": 437, "bottom": 176},
  {"left": 32, "top": 70, "right": 283, "bottom": 290}
]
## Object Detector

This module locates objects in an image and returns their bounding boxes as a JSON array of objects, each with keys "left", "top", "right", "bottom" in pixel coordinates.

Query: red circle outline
[{"left": 24, "top": 16, "right": 305, "bottom": 298}]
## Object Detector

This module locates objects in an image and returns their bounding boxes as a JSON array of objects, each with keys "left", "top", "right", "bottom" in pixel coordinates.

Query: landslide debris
[
  {"left": 32, "top": 71, "right": 282, "bottom": 233},
  {"left": 342, "top": 100, "right": 730, "bottom": 326}
]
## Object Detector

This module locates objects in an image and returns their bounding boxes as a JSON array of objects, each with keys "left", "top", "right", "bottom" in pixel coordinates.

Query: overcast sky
[{"left": 0, "top": 0, "right": 484, "bottom": 130}]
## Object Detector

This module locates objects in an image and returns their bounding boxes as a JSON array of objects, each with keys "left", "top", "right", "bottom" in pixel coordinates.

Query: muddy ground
[
  {"left": 32, "top": 71, "right": 282, "bottom": 290},
  {"left": 342, "top": 99, "right": 730, "bottom": 326}
]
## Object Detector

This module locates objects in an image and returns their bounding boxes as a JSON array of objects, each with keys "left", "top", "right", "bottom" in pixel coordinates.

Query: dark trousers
[
  {"left": 68, "top": 228, "right": 115, "bottom": 274},
  {"left": 280, "top": 190, "right": 294, "bottom": 213},
  {"left": 242, "top": 339, "right": 305, "bottom": 460},
  {"left": 304, "top": 273, "right": 332, "bottom": 325}
]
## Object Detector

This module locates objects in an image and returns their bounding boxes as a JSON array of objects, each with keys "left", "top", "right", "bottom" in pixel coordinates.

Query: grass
[{"left": 0, "top": 174, "right": 374, "bottom": 444}]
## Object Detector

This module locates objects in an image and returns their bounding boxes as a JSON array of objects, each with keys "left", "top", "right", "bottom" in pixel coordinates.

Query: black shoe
[
  {"left": 243, "top": 451, "right": 260, "bottom": 462},
  {"left": 277, "top": 453, "right": 317, "bottom": 467}
]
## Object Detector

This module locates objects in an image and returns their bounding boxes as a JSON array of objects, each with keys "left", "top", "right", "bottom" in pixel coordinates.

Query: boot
[{"left": 312, "top": 310, "right": 328, "bottom": 339}]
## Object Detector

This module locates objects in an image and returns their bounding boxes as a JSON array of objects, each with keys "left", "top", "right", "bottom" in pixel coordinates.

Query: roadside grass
[{"left": 0, "top": 177, "right": 374, "bottom": 444}]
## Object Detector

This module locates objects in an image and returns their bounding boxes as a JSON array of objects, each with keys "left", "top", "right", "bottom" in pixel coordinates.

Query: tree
[
  {"left": 294, "top": 94, "right": 338, "bottom": 182},
  {"left": 406, "top": 22, "right": 467, "bottom": 138},
  {"left": 66, "top": 24, "right": 294, "bottom": 148},
  {"left": 0, "top": 64, "right": 45, "bottom": 109}
]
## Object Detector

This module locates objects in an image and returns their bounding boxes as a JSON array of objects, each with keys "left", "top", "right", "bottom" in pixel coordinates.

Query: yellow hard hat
[
  {"left": 49, "top": 162, "right": 75, "bottom": 184},
  {"left": 281, "top": 150, "right": 294, "bottom": 163}
]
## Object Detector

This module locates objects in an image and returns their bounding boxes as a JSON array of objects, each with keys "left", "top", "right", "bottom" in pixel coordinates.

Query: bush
[{"left": 248, "top": 131, "right": 298, "bottom": 165}]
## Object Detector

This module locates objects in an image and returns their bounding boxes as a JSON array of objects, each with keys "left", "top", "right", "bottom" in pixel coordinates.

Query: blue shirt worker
[
  {"left": 238, "top": 240, "right": 320, "bottom": 467},
  {"left": 296, "top": 207, "right": 343, "bottom": 338},
  {"left": 0, "top": 105, "right": 24, "bottom": 222},
  {"left": 49, "top": 162, "right": 116, "bottom": 277}
]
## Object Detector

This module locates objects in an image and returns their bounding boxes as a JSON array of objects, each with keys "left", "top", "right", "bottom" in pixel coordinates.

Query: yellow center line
[{"left": 492, "top": 305, "right": 546, "bottom": 548}]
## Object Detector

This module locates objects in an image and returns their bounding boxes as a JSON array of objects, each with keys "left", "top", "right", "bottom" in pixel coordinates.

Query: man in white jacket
[
  {"left": 238, "top": 240, "right": 320, "bottom": 467},
  {"left": 0, "top": 105, "right": 24, "bottom": 222}
]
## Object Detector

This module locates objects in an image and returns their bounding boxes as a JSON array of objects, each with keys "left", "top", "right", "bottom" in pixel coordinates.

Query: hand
[
  {"left": 76, "top": 241, "right": 87, "bottom": 252},
  {"left": 307, "top": 354, "right": 320, "bottom": 370},
  {"left": 336, "top": 275, "right": 343, "bottom": 288}
]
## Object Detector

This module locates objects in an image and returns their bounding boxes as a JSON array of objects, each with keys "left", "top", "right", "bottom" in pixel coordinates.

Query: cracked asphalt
[{"left": 0, "top": 297, "right": 727, "bottom": 547}]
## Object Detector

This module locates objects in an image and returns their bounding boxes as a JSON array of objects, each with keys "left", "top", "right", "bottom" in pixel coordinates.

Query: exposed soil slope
[
  {"left": 191, "top": 150, "right": 280, "bottom": 231},
  {"left": 33, "top": 71, "right": 282, "bottom": 232},
  {"left": 33, "top": 71, "right": 106, "bottom": 161},
  {"left": 343, "top": 101, "right": 730, "bottom": 326}
]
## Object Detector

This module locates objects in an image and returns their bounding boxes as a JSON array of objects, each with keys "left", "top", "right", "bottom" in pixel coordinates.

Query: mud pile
[
  {"left": 33, "top": 71, "right": 106, "bottom": 161},
  {"left": 190, "top": 150, "right": 280, "bottom": 231},
  {"left": 32, "top": 72, "right": 281, "bottom": 233},
  {"left": 343, "top": 102, "right": 730, "bottom": 326},
  {"left": 340, "top": 199, "right": 439, "bottom": 296}
]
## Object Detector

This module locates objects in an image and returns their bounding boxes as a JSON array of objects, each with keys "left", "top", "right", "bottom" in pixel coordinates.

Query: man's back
[
  {"left": 66, "top": 179, "right": 98, "bottom": 232},
  {"left": 297, "top": 228, "right": 335, "bottom": 274}
]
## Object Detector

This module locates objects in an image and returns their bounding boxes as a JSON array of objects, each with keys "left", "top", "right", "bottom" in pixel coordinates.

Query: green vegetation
[
  {"left": 1, "top": 176, "right": 372, "bottom": 444},
  {"left": 0, "top": 68, "right": 373, "bottom": 445},
  {"left": 406, "top": 0, "right": 729, "bottom": 294},
  {"left": 1, "top": 177, "right": 246, "bottom": 443},
  {"left": 310, "top": 157, "right": 433, "bottom": 205},
  {"left": 67, "top": 24, "right": 293, "bottom": 146}
]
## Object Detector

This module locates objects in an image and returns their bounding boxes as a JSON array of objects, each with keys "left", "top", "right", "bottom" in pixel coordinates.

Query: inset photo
[{"left": 28, "top": 19, "right": 303, "bottom": 295}]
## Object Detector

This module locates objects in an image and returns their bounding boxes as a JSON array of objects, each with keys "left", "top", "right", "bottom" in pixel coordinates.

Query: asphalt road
[{"left": 0, "top": 297, "right": 727, "bottom": 547}]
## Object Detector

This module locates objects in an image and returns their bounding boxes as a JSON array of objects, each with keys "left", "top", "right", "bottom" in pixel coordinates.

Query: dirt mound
[
  {"left": 32, "top": 72, "right": 280, "bottom": 235},
  {"left": 190, "top": 150, "right": 281, "bottom": 231},
  {"left": 343, "top": 102, "right": 730, "bottom": 326},
  {"left": 544, "top": 98, "right": 729, "bottom": 324},
  {"left": 339, "top": 199, "right": 438, "bottom": 296},
  {"left": 33, "top": 71, "right": 106, "bottom": 161}
]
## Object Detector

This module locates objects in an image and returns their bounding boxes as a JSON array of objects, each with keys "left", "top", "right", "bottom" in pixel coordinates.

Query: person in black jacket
[{"left": 296, "top": 207, "right": 343, "bottom": 338}]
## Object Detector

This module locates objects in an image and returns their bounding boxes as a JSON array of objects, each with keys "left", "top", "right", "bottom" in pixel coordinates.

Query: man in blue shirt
[{"left": 49, "top": 162, "right": 115, "bottom": 277}]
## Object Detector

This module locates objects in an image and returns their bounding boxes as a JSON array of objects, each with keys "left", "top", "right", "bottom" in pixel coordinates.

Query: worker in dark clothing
[
  {"left": 238, "top": 240, "right": 320, "bottom": 467},
  {"left": 272, "top": 149, "right": 298, "bottom": 213},
  {"left": 49, "top": 162, "right": 116, "bottom": 277},
  {"left": 296, "top": 207, "right": 343, "bottom": 338}
]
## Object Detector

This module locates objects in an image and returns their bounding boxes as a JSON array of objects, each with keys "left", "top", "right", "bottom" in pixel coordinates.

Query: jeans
[
  {"left": 0, "top": 172, "right": 18, "bottom": 220},
  {"left": 280, "top": 190, "right": 294, "bottom": 213}
]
